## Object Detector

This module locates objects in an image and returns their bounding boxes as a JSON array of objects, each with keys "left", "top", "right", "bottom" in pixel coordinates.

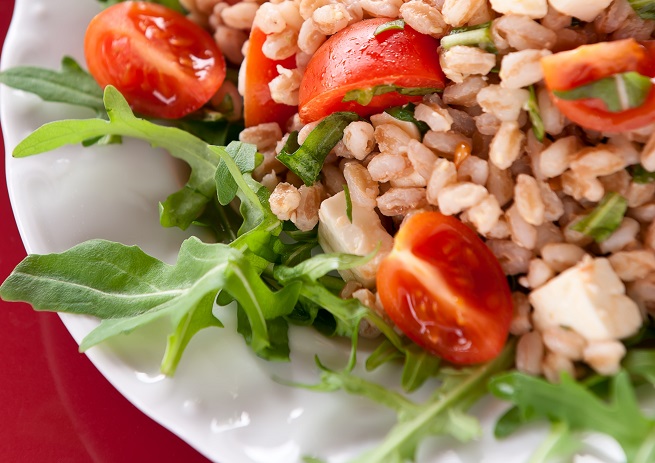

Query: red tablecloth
[{"left": 0, "top": 2, "right": 211, "bottom": 461}]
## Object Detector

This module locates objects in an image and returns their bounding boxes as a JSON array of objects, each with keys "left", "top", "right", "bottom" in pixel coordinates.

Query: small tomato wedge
[
  {"left": 377, "top": 212, "right": 512, "bottom": 365},
  {"left": 84, "top": 1, "right": 225, "bottom": 119},
  {"left": 243, "top": 27, "right": 298, "bottom": 128},
  {"left": 298, "top": 18, "right": 446, "bottom": 123},
  {"left": 541, "top": 39, "right": 655, "bottom": 132}
]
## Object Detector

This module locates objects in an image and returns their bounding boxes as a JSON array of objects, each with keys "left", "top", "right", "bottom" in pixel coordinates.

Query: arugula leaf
[
  {"left": 628, "top": 0, "right": 655, "bottom": 19},
  {"left": 440, "top": 22, "right": 497, "bottom": 53},
  {"left": 0, "top": 56, "right": 104, "bottom": 112},
  {"left": 526, "top": 85, "right": 545, "bottom": 142},
  {"left": 624, "top": 348, "right": 655, "bottom": 385},
  {"left": 236, "top": 305, "right": 291, "bottom": 361},
  {"left": 401, "top": 344, "right": 441, "bottom": 393},
  {"left": 161, "top": 291, "right": 222, "bottom": 375},
  {"left": 343, "top": 85, "right": 441, "bottom": 106},
  {"left": 216, "top": 141, "right": 259, "bottom": 205},
  {"left": 349, "top": 341, "right": 515, "bottom": 462},
  {"left": 490, "top": 371, "right": 655, "bottom": 463},
  {"left": 528, "top": 422, "right": 580, "bottom": 463},
  {"left": 277, "top": 112, "right": 359, "bottom": 185},
  {"left": 274, "top": 248, "right": 376, "bottom": 284},
  {"left": 374, "top": 19, "right": 405, "bottom": 35},
  {"left": 12, "top": 85, "right": 252, "bottom": 230},
  {"left": 570, "top": 191, "right": 628, "bottom": 242},
  {"left": 554, "top": 72, "right": 653, "bottom": 113}
]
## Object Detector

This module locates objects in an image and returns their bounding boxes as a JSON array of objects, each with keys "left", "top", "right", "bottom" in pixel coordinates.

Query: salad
[{"left": 2, "top": 0, "right": 655, "bottom": 461}]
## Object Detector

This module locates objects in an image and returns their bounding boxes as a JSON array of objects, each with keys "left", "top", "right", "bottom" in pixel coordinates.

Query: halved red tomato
[
  {"left": 376, "top": 212, "right": 512, "bottom": 365},
  {"left": 243, "top": 27, "right": 298, "bottom": 128},
  {"left": 298, "top": 18, "right": 446, "bottom": 123},
  {"left": 541, "top": 39, "right": 655, "bottom": 132},
  {"left": 85, "top": 1, "right": 226, "bottom": 119}
]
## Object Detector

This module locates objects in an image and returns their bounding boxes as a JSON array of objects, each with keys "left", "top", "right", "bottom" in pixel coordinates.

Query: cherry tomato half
[
  {"left": 243, "top": 27, "right": 298, "bottom": 128},
  {"left": 85, "top": 1, "right": 226, "bottom": 119},
  {"left": 298, "top": 18, "right": 446, "bottom": 123},
  {"left": 376, "top": 212, "right": 512, "bottom": 365},
  {"left": 541, "top": 39, "right": 655, "bottom": 132}
]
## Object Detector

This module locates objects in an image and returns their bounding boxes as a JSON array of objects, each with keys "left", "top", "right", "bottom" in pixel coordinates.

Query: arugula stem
[{"left": 354, "top": 339, "right": 516, "bottom": 462}]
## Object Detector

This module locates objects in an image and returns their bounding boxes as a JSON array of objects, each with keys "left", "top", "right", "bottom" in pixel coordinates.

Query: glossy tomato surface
[
  {"left": 377, "top": 212, "right": 512, "bottom": 365},
  {"left": 298, "top": 18, "right": 446, "bottom": 123},
  {"left": 541, "top": 39, "right": 655, "bottom": 132},
  {"left": 243, "top": 27, "right": 298, "bottom": 127},
  {"left": 85, "top": 1, "right": 225, "bottom": 119}
]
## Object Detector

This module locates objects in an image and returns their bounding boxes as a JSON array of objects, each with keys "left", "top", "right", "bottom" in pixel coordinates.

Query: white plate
[{"left": 0, "top": 1, "right": 624, "bottom": 462}]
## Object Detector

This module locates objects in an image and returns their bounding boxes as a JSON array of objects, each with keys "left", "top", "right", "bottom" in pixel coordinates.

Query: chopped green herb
[
  {"left": 553, "top": 71, "right": 653, "bottom": 113},
  {"left": 440, "top": 21, "right": 497, "bottom": 53},
  {"left": 570, "top": 192, "right": 628, "bottom": 242},
  {"left": 277, "top": 112, "right": 359, "bottom": 185},
  {"left": 342, "top": 84, "right": 441, "bottom": 106},
  {"left": 629, "top": 164, "right": 655, "bottom": 184},
  {"left": 373, "top": 19, "right": 405, "bottom": 35},
  {"left": 526, "top": 85, "right": 545, "bottom": 142},
  {"left": 343, "top": 184, "right": 353, "bottom": 222},
  {"left": 627, "top": 0, "right": 655, "bottom": 19},
  {"left": 385, "top": 102, "right": 430, "bottom": 136}
]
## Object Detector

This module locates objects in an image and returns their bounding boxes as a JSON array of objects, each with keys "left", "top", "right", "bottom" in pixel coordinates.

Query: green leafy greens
[
  {"left": 570, "top": 191, "right": 628, "bottom": 242},
  {"left": 343, "top": 85, "right": 441, "bottom": 106},
  {"left": 554, "top": 71, "right": 653, "bottom": 113}
]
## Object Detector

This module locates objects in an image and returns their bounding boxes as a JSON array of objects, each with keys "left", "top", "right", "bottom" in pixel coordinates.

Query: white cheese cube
[
  {"left": 530, "top": 256, "right": 642, "bottom": 341},
  {"left": 547, "top": 0, "right": 612, "bottom": 22},
  {"left": 489, "top": 0, "right": 548, "bottom": 19},
  {"left": 317, "top": 191, "right": 394, "bottom": 288}
]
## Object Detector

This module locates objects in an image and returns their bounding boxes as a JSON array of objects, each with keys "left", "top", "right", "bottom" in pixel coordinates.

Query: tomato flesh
[
  {"left": 376, "top": 212, "right": 512, "bottom": 365},
  {"left": 298, "top": 18, "right": 446, "bottom": 123},
  {"left": 243, "top": 27, "right": 298, "bottom": 128},
  {"left": 541, "top": 39, "right": 655, "bottom": 132},
  {"left": 85, "top": 1, "right": 225, "bottom": 119}
]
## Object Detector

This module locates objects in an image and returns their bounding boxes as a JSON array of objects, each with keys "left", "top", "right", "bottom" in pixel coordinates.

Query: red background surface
[{"left": 0, "top": 1, "right": 211, "bottom": 461}]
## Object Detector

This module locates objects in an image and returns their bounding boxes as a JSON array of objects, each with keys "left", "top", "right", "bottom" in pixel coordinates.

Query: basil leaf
[
  {"left": 277, "top": 112, "right": 359, "bottom": 185},
  {"left": 526, "top": 85, "right": 545, "bottom": 142},
  {"left": 343, "top": 85, "right": 441, "bottom": 106},
  {"left": 440, "top": 22, "right": 497, "bottom": 53},
  {"left": 0, "top": 56, "right": 104, "bottom": 112},
  {"left": 385, "top": 103, "right": 429, "bottom": 136},
  {"left": 374, "top": 19, "right": 405, "bottom": 35},
  {"left": 553, "top": 71, "right": 652, "bottom": 113},
  {"left": 628, "top": 0, "right": 655, "bottom": 19},
  {"left": 629, "top": 164, "right": 655, "bottom": 184},
  {"left": 570, "top": 192, "right": 628, "bottom": 242}
]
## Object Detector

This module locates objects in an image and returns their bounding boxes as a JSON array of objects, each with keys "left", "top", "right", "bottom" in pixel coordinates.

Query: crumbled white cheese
[
  {"left": 489, "top": 0, "right": 548, "bottom": 19},
  {"left": 547, "top": 0, "right": 612, "bottom": 22},
  {"left": 317, "top": 191, "right": 394, "bottom": 288},
  {"left": 529, "top": 256, "right": 642, "bottom": 341}
]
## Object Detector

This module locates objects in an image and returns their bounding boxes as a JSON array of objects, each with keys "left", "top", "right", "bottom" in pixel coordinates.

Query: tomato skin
[
  {"left": 243, "top": 28, "right": 298, "bottom": 128},
  {"left": 376, "top": 212, "right": 512, "bottom": 365},
  {"left": 298, "top": 18, "right": 446, "bottom": 123},
  {"left": 541, "top": 39, "right": 655, "bottom": 132},
  {"left": 84, "top": 1, "right": 225, "bottom": 119}
]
